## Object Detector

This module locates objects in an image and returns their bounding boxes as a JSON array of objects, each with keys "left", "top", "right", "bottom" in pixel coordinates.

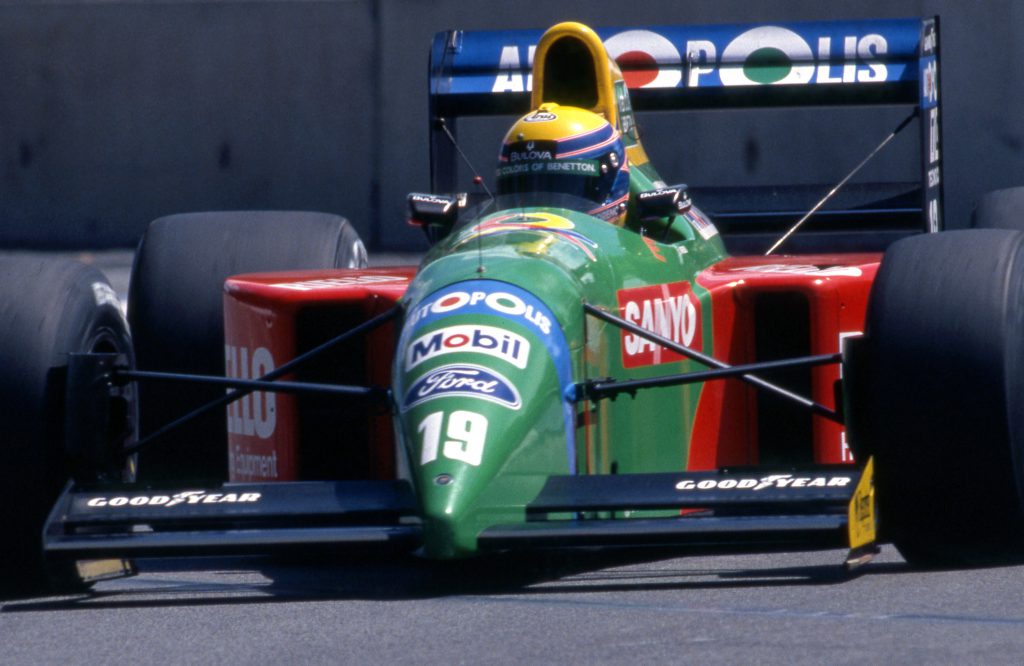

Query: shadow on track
[{"left": 2, "top": 547, "right": 913, "bottom": 612}]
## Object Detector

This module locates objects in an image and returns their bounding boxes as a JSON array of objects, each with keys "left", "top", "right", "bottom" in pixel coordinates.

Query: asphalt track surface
[
  {"left": 5, "top": 546, "right": 1024, "bottom": 664},
  {"left": 5, "top": 251, "right": 1024, "bottom": 663}
]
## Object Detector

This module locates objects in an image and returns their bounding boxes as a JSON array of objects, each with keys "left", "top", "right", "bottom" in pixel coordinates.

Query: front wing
[{"left": 43, "top": 460, "right": 876, "bottom": 579}]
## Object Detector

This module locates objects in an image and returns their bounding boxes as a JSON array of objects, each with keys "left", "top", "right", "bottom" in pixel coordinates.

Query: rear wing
[{"left": 429, "top": 18, "right": 942, "bottom": 252}]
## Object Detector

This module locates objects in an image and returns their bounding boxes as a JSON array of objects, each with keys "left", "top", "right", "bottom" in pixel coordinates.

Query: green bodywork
[{"left": 393, "top": 187, "right": 729, "bottom": 557}]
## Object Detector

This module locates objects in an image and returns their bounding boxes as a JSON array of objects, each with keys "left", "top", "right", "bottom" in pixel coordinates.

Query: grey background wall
[{"left": 2, "top": 0, "right": 1022, "bottom": 251}]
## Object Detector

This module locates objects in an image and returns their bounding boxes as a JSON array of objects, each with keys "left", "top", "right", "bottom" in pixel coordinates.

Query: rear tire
[
  {"left": 972, "top": 186, "right": 1024, "bottom": 231},
  {"left": 128, "top": 211, "right": 367, "bottom": 482},
  {"left": 0, "top": 257, "right": 132, "bottom": 591},
  {"left": 857, "top": 229, "right": 1024, "bottom": 568}
]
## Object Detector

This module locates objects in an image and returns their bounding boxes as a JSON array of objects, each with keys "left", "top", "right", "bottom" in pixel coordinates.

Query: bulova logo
[
  {"left": 85, "top": 490, "right": 262, "bottom": 508},
  {"left": 638, "top": 188, "right": 681, "bottom": 200},
  {"left": 508, "top": 148, "right": 554, "bottom": 161},
  {"left": 410, "top": 194, "right": 455, "bottom": 206},
  {"left": 674, "top": 474, "right": 853, "bottom": 491}
]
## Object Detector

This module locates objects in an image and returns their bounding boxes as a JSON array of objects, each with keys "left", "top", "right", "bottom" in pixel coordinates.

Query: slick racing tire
[
  {"left": 856, "top": 229, "right": 1024, "bottom": 568},
  {"left": 128, "top": 211, "right": 367, "bottom": 482},
  {"left": 0, "top": 257, "right": 132, "bottom": 589},
  {"left": 972, "top": 187, "right": 1024, "bottom": 231}
]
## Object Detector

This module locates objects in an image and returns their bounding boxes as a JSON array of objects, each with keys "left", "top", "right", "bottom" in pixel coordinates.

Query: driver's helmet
[{"left": 496, "top": 103, "right": 630, "bottom": 226}]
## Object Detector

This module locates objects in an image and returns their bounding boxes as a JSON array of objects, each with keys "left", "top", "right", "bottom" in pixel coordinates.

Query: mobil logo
[
  {"left": 617, "top": 281, "right": 702, "bottom": 368},
  {"left": 406, "top": 324, "right": 530, "bottom": 370}
]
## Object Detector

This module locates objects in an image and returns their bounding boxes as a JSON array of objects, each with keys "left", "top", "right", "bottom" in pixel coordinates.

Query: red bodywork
[
  {"left": 223, "top": 267, "right": 415, "bottom": 482},
  {"left": 220, "top": 254, "right": 879, "bottom": 483},
  {"left": 692, "top": 254, "right": 879, "bottom": 469}
]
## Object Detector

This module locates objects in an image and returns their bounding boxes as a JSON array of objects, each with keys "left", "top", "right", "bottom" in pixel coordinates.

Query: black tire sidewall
[
  {"left": 127, "top": 211, "right": 366, "bottom": 482},
  {"left": 972, "top": 187, "right": 1024, "bottom": 232},
  {"left": 0, "top": 258, "right": 131, "bottom": 578},
  {"left": 860, "top": 229, "right": 1024, "bottom": 566}
]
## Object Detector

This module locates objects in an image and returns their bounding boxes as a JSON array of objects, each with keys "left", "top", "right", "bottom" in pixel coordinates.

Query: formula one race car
[{"left": 4, "top": 17, "right": 1024, "bottom": 590}]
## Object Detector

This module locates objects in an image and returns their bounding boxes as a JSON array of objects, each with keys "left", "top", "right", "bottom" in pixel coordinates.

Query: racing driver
[{"left": 495, "top": 103, "right": 630, "bottom": 226}]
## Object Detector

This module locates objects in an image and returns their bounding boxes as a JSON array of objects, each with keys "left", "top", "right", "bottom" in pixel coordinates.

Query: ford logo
[{"left": 403, "top": 363, "right": 522, "bottom": 411}]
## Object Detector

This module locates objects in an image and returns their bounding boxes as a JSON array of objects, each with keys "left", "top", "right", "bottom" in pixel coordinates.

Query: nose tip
[{"left": 419, "top": 497, "right": 475, "bottom": 559}]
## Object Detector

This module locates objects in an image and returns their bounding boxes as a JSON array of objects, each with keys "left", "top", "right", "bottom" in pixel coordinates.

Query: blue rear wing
[{"left": 429, "top": 18, "right": 942, "bottom": 252}]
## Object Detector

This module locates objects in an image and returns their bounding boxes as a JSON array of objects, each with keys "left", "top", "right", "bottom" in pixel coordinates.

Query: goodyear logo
[
  {"left": 85, "top": 491, "right": 262, "bottom": 507},
  {"left": 675, "top": 474, "right": 853, "bottom": 491}
]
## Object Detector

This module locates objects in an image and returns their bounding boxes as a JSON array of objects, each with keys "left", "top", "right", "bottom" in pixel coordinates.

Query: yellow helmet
[{"left": 496, "top": 103, "right": 629, "bottom": 226}]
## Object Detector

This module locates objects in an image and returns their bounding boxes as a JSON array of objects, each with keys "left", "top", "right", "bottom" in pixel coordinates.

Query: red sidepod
[
  {"left": 223, "top": 267, "right": 414, "bottom": 482},
  {"left": 691, "top": 254, "right": 880, "bottom": 469}
]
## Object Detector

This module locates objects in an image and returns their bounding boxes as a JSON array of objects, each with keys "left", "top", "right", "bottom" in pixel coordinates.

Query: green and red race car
[{"left": 4, "top": 17, "right": 1024, "bottom": 590}]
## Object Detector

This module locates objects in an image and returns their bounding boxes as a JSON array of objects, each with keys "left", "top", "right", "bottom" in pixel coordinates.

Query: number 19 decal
[{"left": 418, "top": 411, "right": 488, "bottom": 466}]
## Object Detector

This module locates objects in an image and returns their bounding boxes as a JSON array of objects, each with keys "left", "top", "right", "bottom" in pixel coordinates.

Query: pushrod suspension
[
  {"left": 122, "top": 305, "right": 400, "bottom": 456},
  {"left": 579, "top": 353, "right": 841, "bottom": 399},
  {"left": 582, "top": 304, "right": 843, "bottom": 424},
  {"left": 118, "top": 369, "right": 389, "bottom": 401}
]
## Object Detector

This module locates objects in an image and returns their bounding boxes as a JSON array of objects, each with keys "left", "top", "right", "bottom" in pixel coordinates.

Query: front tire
[
  {"left": 128, "top": 211, "right": 367, "bottom": 482},
  {"left": 0, "top": 257, "right": 132, "bottom": 590},
  {"left": 855, "top": 229, "right": 1024, "bottom": 567}
]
